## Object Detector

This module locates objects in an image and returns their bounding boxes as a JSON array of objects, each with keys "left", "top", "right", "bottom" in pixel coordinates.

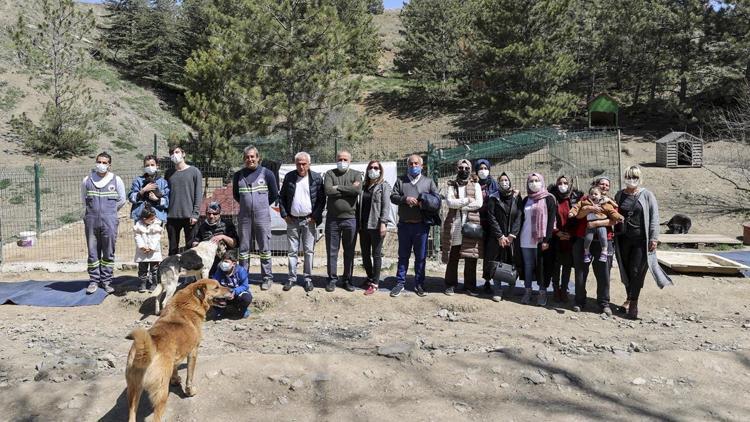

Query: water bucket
[{"left": 17, "top": 231, "right": 37, "bottom": 247}]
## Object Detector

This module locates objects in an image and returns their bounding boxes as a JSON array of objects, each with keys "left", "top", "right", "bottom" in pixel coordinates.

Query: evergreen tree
[
  {"left": 368, "top": 0, "right": 384, "bottom": 14},
  {"left": 11, "top": 0, "right": 99, "bottom": 157},
  {"left": 334, "top": 0, "right": 382, "bottom": 74}
]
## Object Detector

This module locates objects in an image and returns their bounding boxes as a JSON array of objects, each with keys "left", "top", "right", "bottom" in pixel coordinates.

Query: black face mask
[{"left": 457, "top": 170, "right": 470, "bottom": 180}]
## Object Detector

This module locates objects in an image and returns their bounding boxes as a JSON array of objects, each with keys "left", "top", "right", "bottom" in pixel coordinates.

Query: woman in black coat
[{"left": 483, "top": 172, "right": 522, "bottom": 302}]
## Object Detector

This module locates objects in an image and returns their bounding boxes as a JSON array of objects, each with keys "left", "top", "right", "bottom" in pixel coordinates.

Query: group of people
[{"left": 81, "top": 146, "right": 671, "bottom": 321}]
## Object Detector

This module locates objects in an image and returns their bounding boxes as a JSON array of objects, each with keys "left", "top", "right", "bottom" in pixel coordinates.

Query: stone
[
  {"left": 312, "top": 372, "right": 331, "bottom": 382},
  {"left": 500, "top": 383, "right": 510, "bottom": 389},
  {"left": 522, "top": 371, "right": 547, "bottom": 385},
  {"left": 205, "top": 371, "right": 219, "bottom": 379},
  {"left": 552, "top": 374, "right": 571, "bottom": 385},
  {"left": 277, "top": 396, "right": 289, "bottom": 405},
  {"left": 233, "top": 324, "right": 247, "bottom": 331},
  {"left": 742, "top": 323, "right": 750, "bottom": 329},
  {"left": 290, "top": 379, "right": 304, "bottom": 391},
  {"left": 263, "top": 325, "right": 274, "bottom": 332},
  {"left": 99, "top": 353, "right": 117, "bottom": 368},
  {"left": 249, "top": 396, "right": 258, "bottom": 405},
  {"left": 453, "top": 401, "right": 472, "bottom": 413},
  {"left": 377, "top": 342, "right": 415, "bottom": 360},
  {"left": 632, "top": 377, "right": 647, "bottom": 385},
  {"left": 437, "top": 309, "right": 450, "bottom": 318},
  {"left": 448, "top": 314, "right": 459, "bottom": 322}
]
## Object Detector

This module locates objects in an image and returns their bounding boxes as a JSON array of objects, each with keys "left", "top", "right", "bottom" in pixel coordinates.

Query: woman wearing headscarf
[
  {"left": 441, "top": 159, "right": 483, "bottom": 296},
  {"left": 484, "top": 172, "right": 522, "bottom": 302},
  {"left": 517, "top": 173, "right": 557, "bottom": 305},
  {"left": 545, "top": 175, "right": 582, "bottom": 302},
  {"left": 475, "top": 159, "right": 499, "bottom": 295},
  {"left": 614, "top": 165, "right": 672, "bottom": 319}
]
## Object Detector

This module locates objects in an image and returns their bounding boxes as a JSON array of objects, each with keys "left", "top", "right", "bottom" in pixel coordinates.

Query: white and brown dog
[{"left": 152, "top": 240, "right": 218, "bottom": 315}]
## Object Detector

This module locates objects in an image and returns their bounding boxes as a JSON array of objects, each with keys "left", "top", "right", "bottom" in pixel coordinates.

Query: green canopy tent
[{"left": 588, "top": 93, "right": 619, "bottom": 128}]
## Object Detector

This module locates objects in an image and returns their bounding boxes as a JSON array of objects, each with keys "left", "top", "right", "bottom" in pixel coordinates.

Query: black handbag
[
  {"left": 461, "top": 221, "right": 484, "bottom": 239},
  {"left": 492, "top": 261, "right": 518, "bottom": 285}
]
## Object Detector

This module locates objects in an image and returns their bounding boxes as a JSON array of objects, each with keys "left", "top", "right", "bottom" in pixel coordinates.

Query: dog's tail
[{"left": 126, "top": 328, "right": 154, "bottom": 370}]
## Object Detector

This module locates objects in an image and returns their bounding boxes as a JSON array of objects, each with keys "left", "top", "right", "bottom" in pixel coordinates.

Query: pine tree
[
  {"left": 368, "top": 0, "right": 384, "bottom": 14},
  {"left": 333, "top": 0, "right": 382, "bottom": 74},
  {"left": 10, "top": 0, "right": 99, "bottom": 157}
]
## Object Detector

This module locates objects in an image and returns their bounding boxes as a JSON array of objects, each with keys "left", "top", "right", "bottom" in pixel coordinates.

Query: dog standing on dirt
[
  {"left": 126, "top": 279, "right": 233, "bottom": 422},
  {"left": 152, "top": 240, "right": 218, "bottom": 315}
]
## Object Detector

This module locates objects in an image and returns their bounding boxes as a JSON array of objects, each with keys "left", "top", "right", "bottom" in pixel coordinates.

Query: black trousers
[
  {"left": 573, "top": 237, "right": 611, "bottom": 308},
  {"left": 445, "top": 245, "right": 478, "bottom": 288},
  {"left": 618, "top": 235, "right": 648, "bottom": 301},
  {"left": 544, "top": 237, "right": 572, "bottom": 292},
  {"left": 166, "top": 217, "right": 197, "bottom": 256},
  {"left": 360, "top": 228, "right": 384, "bottom": 284}
]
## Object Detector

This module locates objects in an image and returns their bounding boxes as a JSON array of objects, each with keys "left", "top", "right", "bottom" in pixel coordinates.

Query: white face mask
[
  {"left": 144, "top": 165, "right": 157, "bottom": 175},
  {"left": 478, "top": 169, "right": 489, "bottom": 180},
  {"left": 218, "top": 261, "right": 233, "bottom": 272},
  {"left": 499, "top": 180, "right": 510, "bottom": 189},
  {"left": 95, "top": 163, "right": 109, "bottom": 174},
  {"left": 170, "top": 153, "right": 183, "bottom": 165},
  {"left": 625, "top": 178, "right": 640, "bottom": 188},
  {"left": 367, "top": 169, "right": 380, "bottom": 180},
  {"left": 528, "top": 181, "right": 542, "bottom": 193},
  {"left": 558, "top": 184, "right": 569, "bottom": 194},
  {"left": 336, "top": 161, "right": 349, "bottom": 171}
]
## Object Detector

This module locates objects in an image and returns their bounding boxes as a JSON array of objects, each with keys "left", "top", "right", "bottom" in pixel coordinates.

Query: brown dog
[{"left": 125, "top": 279, "right": 232, "bottom": 422}]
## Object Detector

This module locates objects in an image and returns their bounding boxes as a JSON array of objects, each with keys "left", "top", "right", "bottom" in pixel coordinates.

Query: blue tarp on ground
[
  {"left": 715, "top": 251, "right": 750, "bottom": 277},
  {"left": 0, "top": 276, "right": 138, "bottom": 307}
]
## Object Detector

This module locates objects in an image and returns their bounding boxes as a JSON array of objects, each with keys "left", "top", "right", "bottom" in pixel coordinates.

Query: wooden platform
[
  {"left": 657, "top": 251, "right": 749, "bottom": 275},
  {"left": 659, "top": 234, "right": 742, "bottom": 245}
]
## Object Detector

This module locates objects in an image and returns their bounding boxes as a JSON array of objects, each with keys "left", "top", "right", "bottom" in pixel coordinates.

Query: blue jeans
[
  {"left": 395, "top": 222, "right": 429, "bottom": 287},
  {"left": 521, "top": 247, "right": 539, "bottom": 289}
]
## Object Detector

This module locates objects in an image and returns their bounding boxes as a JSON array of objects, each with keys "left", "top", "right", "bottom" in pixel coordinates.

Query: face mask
[
  {"left": 170, "top": 153, "right": 183, "bottom": 165},
  {"left": 367, "top": 169, "right": 380, "bottom": 180},
  {"left": 528, "top": 181, "right": 542, "bottom": 193},
  {"left": 218, "top": 261, "right": 233, "bottom": 272},
  {"left": 336, "top": 161, "right": 349, "bottom": 171},
  {"left": 95, "top": 163, "right": 108, "bottom": 174},
  {"left": 625, "top": 178, "right": 640, "bottom": 188},
  {"left": 558, "top": 184, "right": 569, "bottom": 194},
  {"left": 478, "top": 169, "right": 489, "bottom": 180},
  {"left": 499, "top": 180, "right": 511, "bottom": 190},
  {"left": 144, "top": 166, "right": 157, "bottom": 175},
  {"left": 408, "top": 166, "right": 422, "bottom": 177},
  {"left": 457, "top": 170, "right": 470, "bottom": 180}
]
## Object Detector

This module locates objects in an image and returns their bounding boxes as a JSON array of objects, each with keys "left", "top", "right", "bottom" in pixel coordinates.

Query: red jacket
[{"left": 571, "top": 195, "right": 617, "bottom": 240}]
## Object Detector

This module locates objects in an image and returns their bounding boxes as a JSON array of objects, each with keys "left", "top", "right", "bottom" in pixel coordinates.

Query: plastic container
[{"left": 17, "top": 231, "right": 37, "bottom": 247}]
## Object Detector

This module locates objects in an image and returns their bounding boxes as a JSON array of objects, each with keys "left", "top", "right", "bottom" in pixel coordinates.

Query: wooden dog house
[{"left": 655, "top": 131, "right": 703, "bottom": 168}]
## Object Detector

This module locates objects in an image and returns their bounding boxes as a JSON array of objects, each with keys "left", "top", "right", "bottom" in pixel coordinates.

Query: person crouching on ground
[
  {"left": 134, "top": 206, "right": 163, "bottom": 292},
  {"left": 189, "top": 201, "right": 237, "bottom": 278},
  {"left": 211, "top": 251, "right": 253, "bottom": 319}
]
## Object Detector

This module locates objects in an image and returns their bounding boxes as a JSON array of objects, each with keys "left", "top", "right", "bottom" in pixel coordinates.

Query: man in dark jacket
[
  {"left": 189, "top": 201, "right": 238, "bottom": 277},
  {"left": 278, "top": 152, "right": 326, "bottom": 292}
]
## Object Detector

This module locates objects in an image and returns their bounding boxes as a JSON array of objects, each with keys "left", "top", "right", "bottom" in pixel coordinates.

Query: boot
[
  {"left": 621, "top": 300, "right": 630, "bottom": 314},
  {"left": 627, "top": 300, "right": 638, "bottom": 320},
  {"left": 521, "top": 288, "right": 532, "bottom": 304}
]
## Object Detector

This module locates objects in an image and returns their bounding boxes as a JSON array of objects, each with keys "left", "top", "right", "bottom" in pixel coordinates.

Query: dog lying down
[
  {"left": 152, "top": 240, "right": 218, "bottom": 315},
  {"left": 126, "top": 279, "right": 233, "bottom": 422}
]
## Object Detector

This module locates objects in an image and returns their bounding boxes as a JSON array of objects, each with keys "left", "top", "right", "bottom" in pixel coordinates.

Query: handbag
[
  {"left": 461, "top": 221, "right": 484, "bottom": 239},
  {"left": 492, "top": 261, "right": 518, "bottom": 285}
]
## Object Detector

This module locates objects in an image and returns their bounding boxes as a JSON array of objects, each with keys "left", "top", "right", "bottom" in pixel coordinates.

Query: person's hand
[
  {"left": 466, "top": 197, "right": 475, "bottom": 204},
  {"left": 140, "top": 247, "right": 149, "bottom": 253},
  {"left": 406, "top": 196, "right": 418, "bottom": 207},
  {"left": 308, "top": 217, "right": 316, "bottom": 226},
  {"left": 379, "top": 223, "right": 387, "bottom": 238},
  {"left": 191, "top": 241, "right": 198, "bottom": 247},
  {"left": 541, "top": 242, "right": 549, "bottom": 251},
  {"left": 353, "top": 180, "right": 361, "bottom": 187},
  {"left": 649, "top": 240, "right": 658, "bottom": 252},
  {"left": 147, "top": 192, "right": 158, "bottom": 201},
  {"left": 190, "top": 217, "right": 198, "bottom": 225},
  {"left": 557, "top": 231, "right": 570, "bottom": 240},
  {"left": 210, "top": 235, "right": 223, "bottom": 244},
  {"left": 284, "top": 216, "right": 293, "bottom": 224},
  {"left": 142, "top": 183, "right": 157, "bottom": 193},
  {"left": 587, "top": 221, "right": 596, "bottom": 229},
  {"left": 568, "top": 211, "right": 575, "bottom": 218},
  {"left": 228, "top": 291, "right": 235, "bottom": 300},
  {"left": 618, "top": 215, "right": 625, "bottom": 222}
]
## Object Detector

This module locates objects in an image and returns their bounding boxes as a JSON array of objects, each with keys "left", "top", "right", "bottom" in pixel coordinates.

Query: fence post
[
  {"left": 334, "top": 137, "right": 338, "bottom": 160},
  {"left": 616, "top": 129, "right": 623, "bottom": 192},
  {"left": 34, "top": 162, "right": 42, "bottom": 233},
  {"left": 153, "top": 133, "right": 158, "bottom": 156},
  {"left": 427, "top": 140, "right": 439, "bottom": 258}
]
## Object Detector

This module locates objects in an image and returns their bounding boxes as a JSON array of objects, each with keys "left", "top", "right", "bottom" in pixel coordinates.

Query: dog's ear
[{"left": 194, "top": 283, "right": 206, "bottom": 300}]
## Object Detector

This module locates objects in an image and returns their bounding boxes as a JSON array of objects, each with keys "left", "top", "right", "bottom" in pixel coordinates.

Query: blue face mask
[{"left": 408, "top": 166, "right": 422, "bottom": 177}]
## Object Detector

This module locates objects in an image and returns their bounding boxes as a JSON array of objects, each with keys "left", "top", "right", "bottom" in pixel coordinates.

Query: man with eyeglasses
[
  {"left": 389, "top": 154, "right": 439, "bottom": 297},
  {"left": 81, "top": 151, "right": 127, "bottom": 294},
  {"left": 278, "top": 151, "right": 326, "bottom": 292},
  {"left": 190, "top": 201, "right": 238, "bottom": 277}
]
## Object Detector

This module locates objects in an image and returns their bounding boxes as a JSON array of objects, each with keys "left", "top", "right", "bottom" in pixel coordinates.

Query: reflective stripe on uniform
[
  {"left": 238, "top": 185, "right": 268, "bottom": 193},
  {"left": 87, "top": 260, "right": 100, "bottom": 268},
  {"left": 86, "top": 191, "right": 120, "bottom": 197},
  {"left": 100, "top": 259, "right": 115, "bottom": 267},
  {"left": 259, "top": 252, "right": 271, "bottom": 259}
]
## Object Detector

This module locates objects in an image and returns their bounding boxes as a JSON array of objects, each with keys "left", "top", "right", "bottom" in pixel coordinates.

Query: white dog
[{"left": 152, "top": 241, "right": 218, "bottom": 315}]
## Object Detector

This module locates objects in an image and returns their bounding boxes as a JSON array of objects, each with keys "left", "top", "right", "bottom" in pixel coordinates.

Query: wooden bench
[{"left": 659, "top": 234, "right": 742, "bottom": 249}]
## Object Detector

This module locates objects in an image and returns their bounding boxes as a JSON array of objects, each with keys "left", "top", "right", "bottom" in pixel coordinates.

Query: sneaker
[
  {"left": 602, "top": 305, "right": 613, "bottom": 317},
  {"left": 85, "top": 282, "right": 98, "bottom": 294},
  {"left": 444, "top": 286, "right": 455, "bottom": 296},
  {"left": 415, "top": 285, "right": 427, "bottom": 297},
  {"left": 491, "top": 286, "right": 503, "bottom": 302},
  {"left": 483, "top": 281, "right": 493, "bottom": 294},
  {"left": 599, "top": 253, "right": 608, "bottom": 262},
  {"left": 465, "top": 287, "right": 479, "bottom": 297},
  {"left": 304, "top": 280, "right": 314, "bottom": 292},
  {"left": 138, "top": 280, "right": 147, "bottom": 293},
  {"left": 537, "top": 289, "right": 548, "bottom": 306},
  {"left": 283, "top": 280, "right": 294, "bottom": 291},
  {"left": 521, "top": 288, "right": 532, "bottom": 304},
  {"left": 583, "top": 252, "right": 592, "bottom": 263},
  {"left": 572, "top": 305, "right": 582, "bottom": 312},
  {"left": 343, "top": 280, "right": 355, "bottom": 292},
  {"left": 390, "top": 284, "right": 403, "bottom": 297},
  {"left": 242, "top": 308, "right": 251, "bottom": 319},
  {"left": 102, "top": 283, "right": 115, "bottom": 294},
  {"left": 261, "top": 279, "right": 273, "bottom": 291},
  {"left": 364, "top": 284, "right": 377, "bottom": 296},
  {"left": 325, "top": 280, "right": 336, "bottom": 292}
]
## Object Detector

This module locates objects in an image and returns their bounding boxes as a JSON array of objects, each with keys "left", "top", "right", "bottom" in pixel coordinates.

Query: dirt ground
[{"left": 0, "top": 260, "right": 749, "bottom": 421}]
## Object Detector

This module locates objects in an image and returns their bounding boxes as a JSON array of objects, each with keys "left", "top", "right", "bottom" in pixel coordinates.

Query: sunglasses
[
  {"left": 207, "top": 212, "right": 220, "bottom": 216},
  {"left": 368, "top": 166, "right": 380, "bottom": 170},
  {"left": 458, "top": 166, "right": 470, "bottom": 170}
]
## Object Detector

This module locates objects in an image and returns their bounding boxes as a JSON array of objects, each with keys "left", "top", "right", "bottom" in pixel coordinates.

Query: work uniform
[
  {"left": 81, "top": 172, "right": 126, "bottom": 289},
  {"left": 232, "top": 166, "right": 279, "bottom": 282}
]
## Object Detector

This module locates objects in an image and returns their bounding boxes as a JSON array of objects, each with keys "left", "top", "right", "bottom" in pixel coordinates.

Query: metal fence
[{"left": 0, "top": 128, "right": 621, "bottom": 265}]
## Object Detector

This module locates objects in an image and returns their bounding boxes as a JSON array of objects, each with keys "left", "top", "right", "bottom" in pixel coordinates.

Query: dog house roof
[{"left": 655, "top": 131, "right": 700, "bottom": 144}]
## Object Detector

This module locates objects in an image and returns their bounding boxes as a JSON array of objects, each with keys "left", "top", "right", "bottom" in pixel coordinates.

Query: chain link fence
[{"left": 0, "top": 128, "right": 621, "bottom": 265}]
